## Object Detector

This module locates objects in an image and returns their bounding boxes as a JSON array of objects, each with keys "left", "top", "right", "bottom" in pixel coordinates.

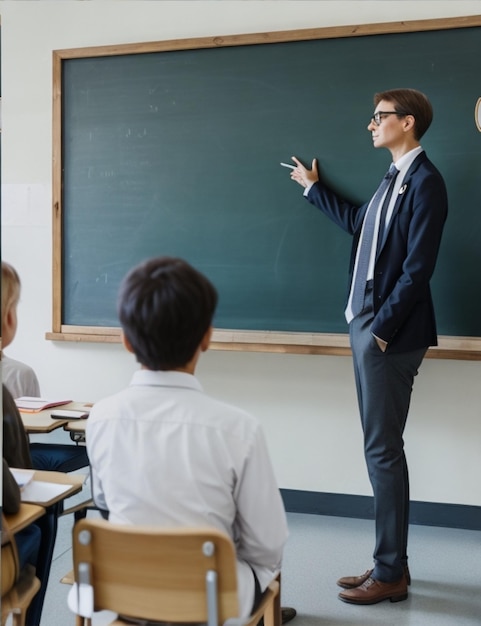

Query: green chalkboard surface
[{"left": 52, "top": 17, "right": 481, "bottom": 354}]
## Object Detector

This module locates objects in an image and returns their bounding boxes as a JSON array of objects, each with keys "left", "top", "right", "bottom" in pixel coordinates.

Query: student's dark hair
[
  {"left": 374, "top": 88, "right": 433, "bottom": 140},
  {"left": 117, "top": 256, "right": 218, "bottom": 370}
]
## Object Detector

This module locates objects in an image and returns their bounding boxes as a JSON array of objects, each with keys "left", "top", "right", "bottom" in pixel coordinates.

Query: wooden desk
[
  {"left": 5, "top": 503, "right": 46, "bottom": 534},
  {"left": 20, "top": 402, "right": 92, "bottom": 434},
  {"left": 21, "top": 470, "right": 86, "bottom": 508}
]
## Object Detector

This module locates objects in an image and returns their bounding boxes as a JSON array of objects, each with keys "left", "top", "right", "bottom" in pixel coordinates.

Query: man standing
[{"left": 288, "top": 88, "right": 447, "bottom": 605}]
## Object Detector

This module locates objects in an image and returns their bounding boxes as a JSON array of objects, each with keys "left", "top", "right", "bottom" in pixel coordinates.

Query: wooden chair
[
  {"left": 1, "top": 515, "right": 41, "bottom": 626},
  {"left": 71, "top": 518, "right": 281, "bottom": 626}
]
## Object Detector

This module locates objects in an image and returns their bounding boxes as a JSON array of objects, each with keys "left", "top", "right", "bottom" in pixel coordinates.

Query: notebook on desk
[
  {"left": 10, "top": 468, "right": 35, "bottom": 488},
  {"left": 20, "top": 480, "right": 76, "bottom": 506},
  {"left": 15, "top": 397, "right": 72, "bottom": 413}
]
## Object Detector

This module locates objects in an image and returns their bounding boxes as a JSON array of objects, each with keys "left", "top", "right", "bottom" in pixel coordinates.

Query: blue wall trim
[{"left": 280, "top": 489, "right": 481, "bottom": 531}]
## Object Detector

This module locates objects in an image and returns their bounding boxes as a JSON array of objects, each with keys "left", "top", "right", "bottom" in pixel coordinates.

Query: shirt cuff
[{"left": 303, "top": 183, "right": 314, "bottom": 197}]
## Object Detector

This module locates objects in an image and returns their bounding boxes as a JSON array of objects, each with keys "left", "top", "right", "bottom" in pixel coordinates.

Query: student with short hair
[
  {"left": 2, "top": 384, "right": 42, "bottom": 580},
  {"left": 2, "top": 385, "right": 42, "bottom": 623},
  {"left": 87, "top": 257, "right": 291, "bottom": 619}
]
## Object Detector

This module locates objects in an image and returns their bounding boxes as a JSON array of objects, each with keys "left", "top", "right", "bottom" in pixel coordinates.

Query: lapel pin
[{"left": 398, "top": 184, "right": 407, "bottom": 195}]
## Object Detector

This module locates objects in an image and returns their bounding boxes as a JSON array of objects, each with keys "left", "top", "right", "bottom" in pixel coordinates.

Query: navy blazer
[{"left": 307, "top": 152, "right": 448, "bottom": 352}]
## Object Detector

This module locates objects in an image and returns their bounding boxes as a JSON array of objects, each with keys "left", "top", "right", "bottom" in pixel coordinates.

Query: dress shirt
[
  {"left": 2, "top": 354, "right": 41, "bottom": 399},
  {"left": 86, "top": 369, "right": 288, "bottom": 617}
]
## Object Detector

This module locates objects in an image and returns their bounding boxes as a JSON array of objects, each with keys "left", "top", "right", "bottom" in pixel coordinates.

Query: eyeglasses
[{"left": 370, "top": 111, "right": 402, "bottom": 126}]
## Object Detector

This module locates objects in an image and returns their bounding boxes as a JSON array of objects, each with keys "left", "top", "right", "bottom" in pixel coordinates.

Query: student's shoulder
[
  {"left": 200, "top": 392, "right": 262, "bottom": 436},
  {"left": 2, "top": 354, "right": 40, "bottom": 397},
  {"left": 87, "top": 387, "right": 132, "bottom": 423},
  {"left": 2, "top": 354, "right": 36, "bottom": 377}
]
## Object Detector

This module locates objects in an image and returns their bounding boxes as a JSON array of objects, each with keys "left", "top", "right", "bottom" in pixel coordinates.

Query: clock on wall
[{"left": 475, "top": 97, "right": 481, "bottom": 132}]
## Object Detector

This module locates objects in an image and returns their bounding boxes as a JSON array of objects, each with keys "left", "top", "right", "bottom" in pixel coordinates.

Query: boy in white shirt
[{"left": 87, "top": 256, "right": 293, "bottom": 620}]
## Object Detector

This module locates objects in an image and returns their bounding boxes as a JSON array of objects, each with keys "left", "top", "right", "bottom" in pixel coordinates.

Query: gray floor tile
[{"left": 38, "top": 511, "right": 481, "bottom": 626}]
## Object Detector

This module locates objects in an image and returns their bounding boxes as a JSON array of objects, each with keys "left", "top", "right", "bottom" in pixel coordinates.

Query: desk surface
[
  {"left": 5, "top": 503, "right": 46, "bottom": 534},
  {"left": 21, "top": 470, "right": 86, "bottom": 508},
  {"left": 20, "top": 401, "right": 92, "bottom": 434}
]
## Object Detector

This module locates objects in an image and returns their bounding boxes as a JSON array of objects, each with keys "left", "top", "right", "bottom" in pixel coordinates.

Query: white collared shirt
[
  {"left": 86, "top": 369, "right": 288, "bottom": 617},
  {"left": 344, "top": 146, "right": 424, "bottom": 323},
  {"left": 2, "top": 354, "right": 41, "bottom": 398}
]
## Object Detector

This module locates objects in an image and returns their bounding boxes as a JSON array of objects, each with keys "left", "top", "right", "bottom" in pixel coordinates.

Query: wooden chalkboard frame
[{"left": 49, "top": 14, "right": 481, "bottom": 360}]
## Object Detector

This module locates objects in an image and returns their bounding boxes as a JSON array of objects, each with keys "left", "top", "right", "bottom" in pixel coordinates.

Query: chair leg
[
  {"left": 11, "top": 608, "right": 30, "bottom": 626},
  {"left": 11, "top": 610, "right": 24, "bottom": 626},
  {"left": 274, "top": 574, "right": 281, "bottom": 626}
]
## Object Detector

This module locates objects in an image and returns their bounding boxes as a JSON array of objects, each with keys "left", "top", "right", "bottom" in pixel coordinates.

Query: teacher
[{"left": 288, "top": 88, "right": 447, "bottom": 605}]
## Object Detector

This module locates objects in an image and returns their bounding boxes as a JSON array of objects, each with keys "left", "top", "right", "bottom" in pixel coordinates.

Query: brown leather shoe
[
  {"left": 337, "top": 565, "right": 411, "bottom": 589},
  {"left": 338, "top": 575, "right": 408, "bottom": 605},
  {"left": 336, "top": 569, "right": 373, "bottom": 589}
]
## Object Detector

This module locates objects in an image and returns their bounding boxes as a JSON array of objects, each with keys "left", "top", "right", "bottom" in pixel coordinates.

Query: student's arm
[
  {"left": 89, "top": 468, "right": 109, "bottom": 513},
  {"left": 85, "top": 420, "right": 109, "bottom": 513},
  {"left": 234, "top": 426, "right": 288, "bottom": 574}
]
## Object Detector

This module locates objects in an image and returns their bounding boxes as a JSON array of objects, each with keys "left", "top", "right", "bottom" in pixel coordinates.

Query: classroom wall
[{"left": 2, "top": 1, "right": 481, "bottom": 508}]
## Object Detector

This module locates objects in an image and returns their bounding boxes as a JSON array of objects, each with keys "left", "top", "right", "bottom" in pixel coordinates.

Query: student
[
  {"left": 2, "top": 384, "right": 42, "bottom": 572},
  {"left": 2, "top": 261, "right": 89, "bottom": 624},
  {"left": 86, "top": 256, "right": 294, "bottom": 620},
  {"left": 2, "top": 384, "right": 49, "bottom": 625},
  {"left": 1, "top": 262, "right": 40, "bottom": 397},
  {"left": 287, "top": 88, "right": 447, "bottom": 605},
  {"left": 1, "top": 260, "right": 89, "bottom": 472}
]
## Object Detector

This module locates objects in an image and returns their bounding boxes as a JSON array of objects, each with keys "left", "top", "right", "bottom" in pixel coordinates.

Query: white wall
[{"left": 2, "top": 1, "right": 480, "bottom": 507}]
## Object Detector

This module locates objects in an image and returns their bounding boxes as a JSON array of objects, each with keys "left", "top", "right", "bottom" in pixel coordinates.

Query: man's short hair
[
  {"left": 1, "top": 261, "right": 21, "bottom": 327},
  {"left": 374, "top": 88, "right": 433, "bottom": 140},
  {"left": 117, "top": 257, "right": 218, "bottom": 370}
]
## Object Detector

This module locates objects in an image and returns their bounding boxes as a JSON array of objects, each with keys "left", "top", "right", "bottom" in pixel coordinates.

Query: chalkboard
[{"left": 51, "top": 16, "right": 481, "bottom": 358}]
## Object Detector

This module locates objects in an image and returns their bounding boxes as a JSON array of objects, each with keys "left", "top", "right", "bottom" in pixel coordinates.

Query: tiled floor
[{"left": 37, "top": 484, "right": 481, "bottom": 626}]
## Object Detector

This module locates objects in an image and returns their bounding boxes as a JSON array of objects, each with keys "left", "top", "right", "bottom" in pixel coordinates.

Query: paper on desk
[
  {"left": 11, "top": 468, "right": 35, "bottom": 488},
  {"left": 21, "top": 480, "right": 75, "bottom": 504},
  {"left": 15, "top": 397, "right": 72, "bottom": 412}
]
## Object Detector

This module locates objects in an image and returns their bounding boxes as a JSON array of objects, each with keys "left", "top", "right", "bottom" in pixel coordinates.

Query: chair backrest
[{"left": 72, "top": 518, "right": 240, "bottom": 624}]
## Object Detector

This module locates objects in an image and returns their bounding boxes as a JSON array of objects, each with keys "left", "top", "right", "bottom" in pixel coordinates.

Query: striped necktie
[{"left": 349, "top": 164, "right": 398, "bottom": 318}]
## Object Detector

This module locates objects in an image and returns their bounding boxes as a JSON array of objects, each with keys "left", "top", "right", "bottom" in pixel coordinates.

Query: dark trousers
[
  {"left": 349, "top": 284, "right": 426, "bottom": 582},
  {"left": 30, "top": 443, "right": 89, "bottom": 473},
  {"left": 251, "top": 567, "right": 263, "bottom": 612},
  {"left": 15, "top": 523, "right": 41, "bottom": 571}
]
